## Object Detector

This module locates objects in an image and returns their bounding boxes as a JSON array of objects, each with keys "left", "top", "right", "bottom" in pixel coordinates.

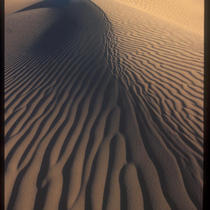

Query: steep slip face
[{"left": 5, "top": 0, "right": 203, "bottom": 210}]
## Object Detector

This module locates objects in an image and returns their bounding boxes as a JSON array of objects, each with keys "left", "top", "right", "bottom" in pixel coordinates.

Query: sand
[{"left": 5, "top": 0, "right": 204, "bottom": 209}]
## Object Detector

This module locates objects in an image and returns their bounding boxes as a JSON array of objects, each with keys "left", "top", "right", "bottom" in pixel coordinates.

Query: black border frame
[
  {"left": 0, "top": 0, "right": 5, "bottom": 209},
  {"left": 203, "top": 0, "right": 209, "bottom": 209}
]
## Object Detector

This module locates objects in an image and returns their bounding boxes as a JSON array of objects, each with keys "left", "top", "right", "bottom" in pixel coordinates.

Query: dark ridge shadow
[
  {"left": 15, "top": 0, "right": 70, "bottom": 13},
  {"left": 14, "top": 0, "right": 100, "bottom": 55},
  {"left": 7, "top": 166, "right": 29, "bottom": 210},
  {"left": 34, "top": 182, "right": 49, "bottom": 210},
  {"left": 119, "top": 165, "right": 128, "bottom": 210},
  {"left": 84, "top": 145, "right": 101, "bottom": 210},
  {"left": 12, "top": 0, "right": 114, "bottom": 57},
  {"left": 29, "top": 10, "right": 79, "bottom": 55},
  {"left": 102, "top": 136, "right": 118, "bottom": 210}
]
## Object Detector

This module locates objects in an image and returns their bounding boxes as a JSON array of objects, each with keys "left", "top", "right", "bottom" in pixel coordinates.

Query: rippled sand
[{"left": 5, "top": 0, "right": 204, "bottom": 209}]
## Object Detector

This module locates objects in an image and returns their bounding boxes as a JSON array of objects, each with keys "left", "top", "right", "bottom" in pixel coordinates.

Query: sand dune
[
  {"left": 5, "top": 0, "right": 203, "bottom": 209},
  {"left": 114, "top": 0, "right": 204, "bottom": 36}
]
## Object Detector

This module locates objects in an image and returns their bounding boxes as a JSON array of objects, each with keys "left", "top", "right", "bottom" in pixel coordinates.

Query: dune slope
[{"left": 5, "top": 0, "right": 203, "bottom": 209}]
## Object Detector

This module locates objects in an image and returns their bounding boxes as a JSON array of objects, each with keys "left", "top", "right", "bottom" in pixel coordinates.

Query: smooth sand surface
[{"left": 5, "top": 0, "right": 203, "bottom": 209}]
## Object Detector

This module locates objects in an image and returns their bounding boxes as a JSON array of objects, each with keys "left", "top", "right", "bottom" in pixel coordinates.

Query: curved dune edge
[{"left": 5, "top": 0, "right": 203, "bottom": 209}]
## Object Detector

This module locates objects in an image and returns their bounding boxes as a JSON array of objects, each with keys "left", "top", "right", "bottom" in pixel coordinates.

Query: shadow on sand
[
  {"left": 6, "top": 1, "right": 116, "bottom": 210},
  {"left": 15, "top": 0, "right": 71, "bottom": 13},
  {"left": 15, "top": 0, "right": 101, "bottom": 55}
]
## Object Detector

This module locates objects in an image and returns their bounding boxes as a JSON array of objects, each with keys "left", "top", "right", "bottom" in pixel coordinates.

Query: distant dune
[
  {"left": 113, "top": 0, "right": 203, "bottom": 35},
  {"left": 5, "top": 0, "right": 203, "bottom": 210}
]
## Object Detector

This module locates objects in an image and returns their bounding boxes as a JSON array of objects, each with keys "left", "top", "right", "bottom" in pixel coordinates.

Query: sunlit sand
[{"left": 5, "top": 0, "right": 203, "bottom": 209}]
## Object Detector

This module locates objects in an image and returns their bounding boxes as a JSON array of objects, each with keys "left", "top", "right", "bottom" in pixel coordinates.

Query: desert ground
[{"left": 5, "top": 0, "right": 204, "bottom": 209}]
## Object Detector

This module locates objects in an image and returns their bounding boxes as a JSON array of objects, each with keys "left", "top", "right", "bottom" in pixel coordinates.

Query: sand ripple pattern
[
  {"left": 93, "top": 0, "right": 203, "bottom": 209},
  {"left": 5, "top": 0, "right": 203, "bottom": 210}
]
